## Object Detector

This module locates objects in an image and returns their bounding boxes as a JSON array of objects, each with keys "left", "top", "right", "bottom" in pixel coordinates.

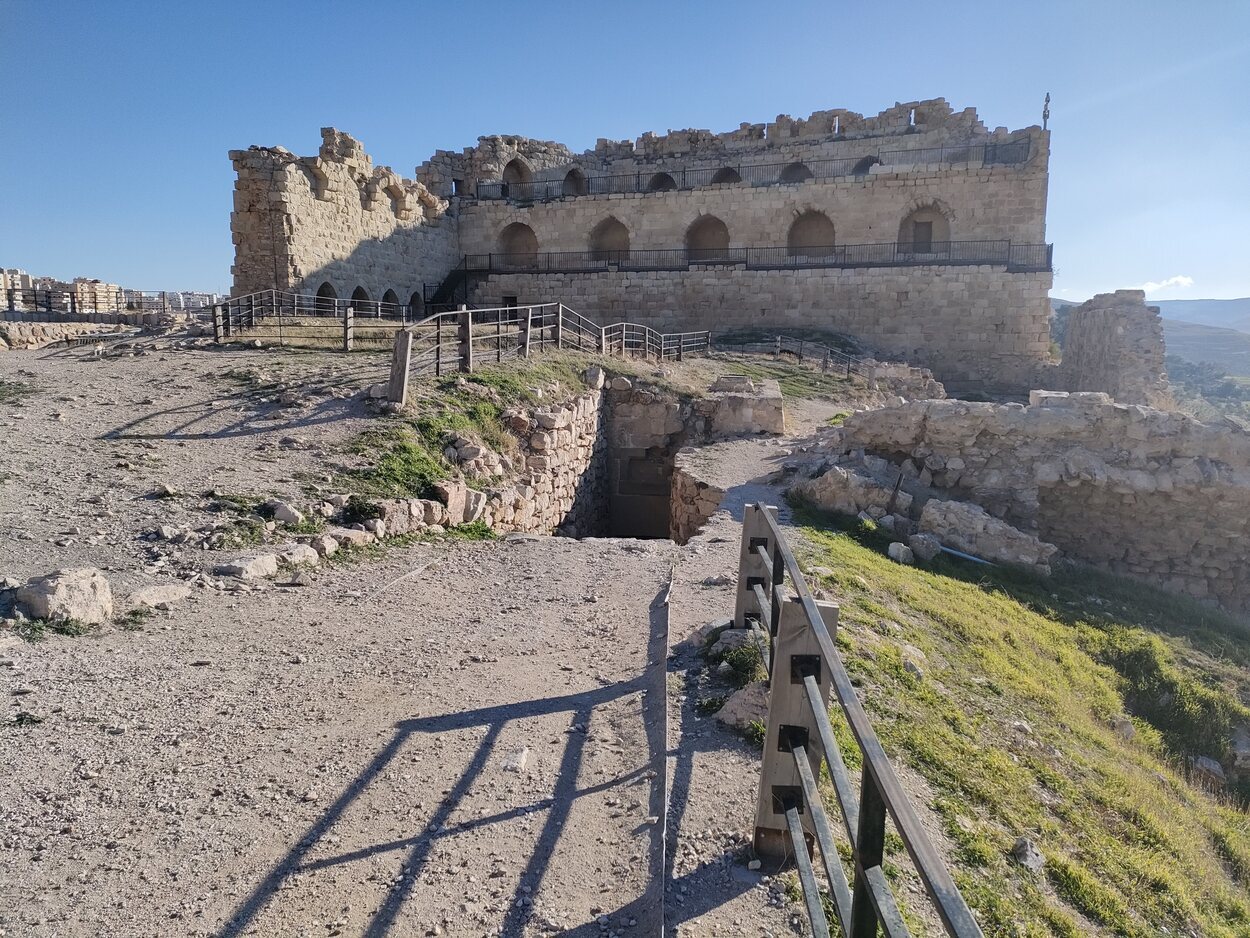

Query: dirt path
[
  {"left": 663, "top": 399, "right": 842, "bottom": 937},
  {"left": 1, "top": 535, "right": 675, "bottom": 938}
]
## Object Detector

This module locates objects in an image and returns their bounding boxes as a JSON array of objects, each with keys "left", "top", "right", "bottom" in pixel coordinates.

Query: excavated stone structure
[
  {"left": 1052, "top": 290, "right": 1171, "bottom": 407},
  {"left": 822, "top": 392, "right": 1250, "bottom": 611},
  {"left": 229, "top": 99, "right": 1061, "bottom": 394}
]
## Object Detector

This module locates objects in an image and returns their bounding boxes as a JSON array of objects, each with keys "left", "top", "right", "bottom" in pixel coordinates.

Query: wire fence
[{"left": 734, "top": 503, "right": 984, "bottom": 937}]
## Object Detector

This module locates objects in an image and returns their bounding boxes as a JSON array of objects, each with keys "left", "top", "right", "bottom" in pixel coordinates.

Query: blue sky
[{"left": 2, "top": 0, "right": 1247, "bottom": 299}]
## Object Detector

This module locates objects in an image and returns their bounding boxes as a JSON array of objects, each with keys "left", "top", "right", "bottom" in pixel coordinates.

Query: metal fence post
[
  {"left": 849, "top": 766, "right": 889, "bottom": 937},
  {"left": 599, "top": 325, "right": 606, "bottom": 354},
  {"left": 458, "top": 304, "right": 472, "bottom": 373},
  {"left": 343, "top": 305, "right": 354, "bottom": 352},
  {"left": 753, "top": 596, "right": 838, "bottom": 872},
  {"left": 553, "top": 305, "right": 563, "bottom": 349},
  {"left": 522, "top": 306, "right": 532, "bottom": 359}
]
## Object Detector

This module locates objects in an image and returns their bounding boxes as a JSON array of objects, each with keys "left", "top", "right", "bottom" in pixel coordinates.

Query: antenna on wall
[{"left": 1043, "top": 92, "right": 1051, "bottom": 130}]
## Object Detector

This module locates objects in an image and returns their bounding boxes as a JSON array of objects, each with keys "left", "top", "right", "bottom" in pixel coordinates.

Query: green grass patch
[
  {"left": 117, "top": 608, "right": 153, "bottom": 631},
  {"left": 793, "top": 502, "right": 1250, "bottom": 935},
  {"left": 15, "top": 618, "right": 93, "bottom": 642}
]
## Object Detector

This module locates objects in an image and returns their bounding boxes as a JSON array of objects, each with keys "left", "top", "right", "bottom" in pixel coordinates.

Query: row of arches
[
  {"left": 497, "top": 205, "right": 948, "bottom": 259},
  {"left": 497, "top": 154, "right": 885, "bottom": 198},
  {"left": 314, "top": 282, "right": 423, "bottom": 316}
]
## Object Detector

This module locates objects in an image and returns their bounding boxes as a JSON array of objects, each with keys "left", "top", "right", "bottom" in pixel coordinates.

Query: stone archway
[
  {"left": 686, "top": 215, "right": 730, "bottom": 261},
  {"left": 646, "top": 172, "right": 677, "bottom": 192},
  {"left": 315, "top": 281, "right": 337, "bottom": 315},
  {"left": 589, "top": 217, "right": 630, "bottom": 261},
  {"left": 897, "top": 204, "right": 952, "bottom": 253},
  {"left": 497, "top": 222, "right": 539, "bottom": 267},
  {"left": 562, "top": 168, "right": 587, "bottom": 196},
  {"left": 787, "top": 211, "right": 835, "bottom": 257},
  {"left": 779, "top": 162, "right": 813, "bottom": 184},
  {"left": 711, "top": 167, "right": 742, "bottom": 185},
  {"left": 502, "top": 158, "right": 532, "bottom": 186}
]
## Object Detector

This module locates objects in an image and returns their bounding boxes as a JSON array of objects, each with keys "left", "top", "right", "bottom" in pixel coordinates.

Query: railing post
[
  {"left": 753, "top": 595, "right": 838, "bottom": 871},
  {"left": 223, "top": 301, "right": 233, "bottom": 338},
  {"left": 734, "top": 504, "right": 778, "bottom": 632},
  {"left": 343, "top": 305, "right": 354, "bottom": 352},
  {"left": 599, "top": 326, "right": 606, "bottom": 355},
  {"left": 387, "top": 329, "right": 413, "bottom": 406},
  {"left": 554, "top": 304, "right": 563, "bottom": 349},
  {"left": 522, "top": 306, "right": 532, "bottom": 358},
  {"left": 849, "top": 766, "right": 889, "bottom": 938},
  {"left": 458, "top": 304, "right": 472, "bottom": 373},
  {"left": 212, "top": 305, "right": 223, "bottom": 342}
]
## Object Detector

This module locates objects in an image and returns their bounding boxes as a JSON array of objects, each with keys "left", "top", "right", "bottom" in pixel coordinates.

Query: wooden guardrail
[{"left": 735, "top": 503, "right": 983, "bottom": 938}]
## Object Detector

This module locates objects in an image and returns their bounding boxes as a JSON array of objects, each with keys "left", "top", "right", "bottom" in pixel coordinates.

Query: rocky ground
[{"left": 2, "top": 343, "right": 858, "bottom": 937}]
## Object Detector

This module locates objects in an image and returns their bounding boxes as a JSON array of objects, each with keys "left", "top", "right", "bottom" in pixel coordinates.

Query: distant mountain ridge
[
  {"left": 1050, "top": 296, "right": 1250, "bottom": 333},
  {"left": 1049, "top": 296, "right": 1250, "bottom": 376}
]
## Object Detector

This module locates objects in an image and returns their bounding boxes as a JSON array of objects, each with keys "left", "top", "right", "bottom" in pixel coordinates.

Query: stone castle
[{"left": 229, "top": 98, "right": 1067, "bottom": 393}]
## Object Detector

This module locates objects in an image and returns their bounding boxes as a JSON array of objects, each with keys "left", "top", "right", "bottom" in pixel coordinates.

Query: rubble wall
[
  {"left": 229, "top": 129, "right": 459, "bottom": 301},
  {"left": 833, "top": 393, "right": 1250, "bottom": 610},
  {"left": 1053, "top": 290, "right": 1171, "bottom": 407}
]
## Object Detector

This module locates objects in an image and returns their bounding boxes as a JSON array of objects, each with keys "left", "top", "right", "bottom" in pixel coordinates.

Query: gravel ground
[
  {"left": 1, "top": 344, "right": 863, "bottom": 937},
  {"left": 0, "top": 535, "right": 675, "bottom": 938}
]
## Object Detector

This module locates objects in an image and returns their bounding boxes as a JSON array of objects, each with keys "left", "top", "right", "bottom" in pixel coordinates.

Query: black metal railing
[
  {"left": 460, "top": 240, "right": 1053, "bottom": 274},
  {"left": 735, "top": 503, "right": 984, "bottom": 938},
  {"left": 474, "top": 139, "right": 1031, "bottom": 201}
]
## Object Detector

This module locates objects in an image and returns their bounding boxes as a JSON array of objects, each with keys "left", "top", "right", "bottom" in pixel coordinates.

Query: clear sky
[{"left": 2, "top": 0, "right": 1247, "bottom": 300}]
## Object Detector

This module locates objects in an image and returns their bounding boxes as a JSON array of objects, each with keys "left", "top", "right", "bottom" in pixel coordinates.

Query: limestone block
[{"left": 16, "top": 568, "right": 114, "bottom": 624}]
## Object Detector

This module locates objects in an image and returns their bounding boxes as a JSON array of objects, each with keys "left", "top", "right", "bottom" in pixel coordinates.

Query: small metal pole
[
  {"left": 523, "top": 307, "right": 533, "bottom": 359},
  {"left": 458, "top": 304, "right": 472, "bottom": 373}
]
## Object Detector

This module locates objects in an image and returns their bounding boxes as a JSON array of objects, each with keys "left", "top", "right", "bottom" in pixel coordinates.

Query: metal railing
[
  {"left": 735, "top": 503, "right": 983, "bottom": 938},
  {"left": 474, "top": 140, "right": 1031, "bottom": 201},
  {"left": 382, "top": 302, "right": 710, "bottom": 403},
  {"left": 460, "top": 240, "right": 1053, "bottom": 274}
]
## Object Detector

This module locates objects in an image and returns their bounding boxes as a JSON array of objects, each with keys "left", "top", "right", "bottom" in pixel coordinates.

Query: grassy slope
[{"left": 793, "top": 509, "right": 1250, "bottom": 937}]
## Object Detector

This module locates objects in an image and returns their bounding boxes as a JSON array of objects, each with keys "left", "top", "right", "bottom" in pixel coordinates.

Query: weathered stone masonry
[
  {"left": 230, "top": 99, "right": 1057, "bottom": 394},
  {"left": 827, "top": 393, "right": 1250, "bottom": 612}
]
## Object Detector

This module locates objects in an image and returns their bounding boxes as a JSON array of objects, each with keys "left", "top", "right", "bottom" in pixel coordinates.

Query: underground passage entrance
[{"left": 606, "top": 446, "right": 676, "bottom": 539}]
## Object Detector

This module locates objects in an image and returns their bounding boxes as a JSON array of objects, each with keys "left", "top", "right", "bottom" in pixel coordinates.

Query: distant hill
[
  {"left": 1049, "top": 296, "right": 1250, "bottom": 376},
  {"left": 1161, "top": 319, "right": 1250, "bottom": 377},
  {"left": 1050, "top": 297, "right": 1250, "bottom": 333},
  {"left": 1153, "top": 297, "right": 1250, "bottom": 333}
]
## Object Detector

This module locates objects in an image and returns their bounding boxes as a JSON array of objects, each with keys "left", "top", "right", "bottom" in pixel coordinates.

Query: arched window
[
  {"left": 686, "top": 215, "right": 731, "bottom": 262},
  {"left": 497, "top": 222, "right": 539, "bottom": 267},
  {"left": 646, "top": 172, "right": 677, "bottom": 192},
  {"left": 589, "top": 217, "right": 630, "bottom": 262},
  {"left": 381, "top": 289, "right": 400, "bottom": 316},
  {"left": 351, "top": 285, "right": 375, "bottom": 316},
  {"left": 851, "top": 156, "right": 880, "bottom": 177},
  {"left": 787, "top": 211, "right": 836, "bottom": 258},
  {"left": 779, "top": 162, "right": 814, "bottom": 184},
  {"left": 502, "top": 158, "right": 532, "bottom": 186},
  {"left": 315, "top": 281, "right": 337, "bottom": 316},
  {"left": 562, "top": 168, "right": 587, "bottom": 197},
  {"left": 711, "top": 167, "right": 742, "bottom": 185},
  {"left": 897, "top": 205, "right": 951, "bottom": 254}
]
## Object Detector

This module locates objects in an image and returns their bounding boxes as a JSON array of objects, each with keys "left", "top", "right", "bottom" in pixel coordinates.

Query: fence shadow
[{"left": 215, "top": 585, "right": 672, "bottom": 938}]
